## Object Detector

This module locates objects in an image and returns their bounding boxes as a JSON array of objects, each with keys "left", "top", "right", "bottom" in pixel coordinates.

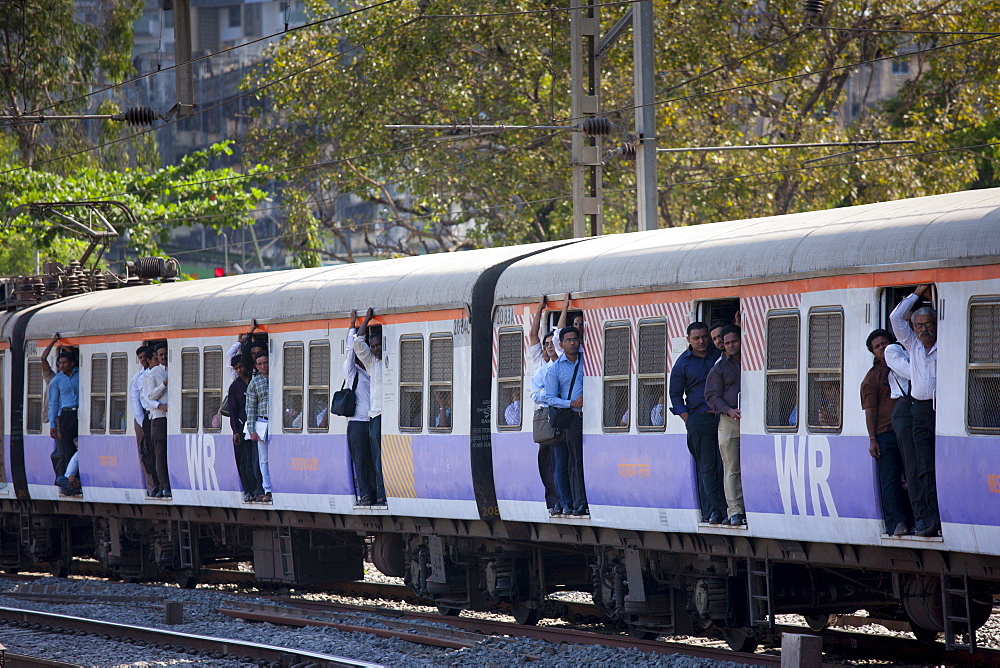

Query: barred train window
[
  {"left": 496, "top": 329, "right": 523, "bottom": 429},
  {"left": 637, "top": 320, "right": 667, "bottom": 431},
  {"left": 429, "top": 334, "right": 453, "bottom": 432},
  {"left": 602, "top": 323, "right": 631, "bottom": 431},
  {"left": 308, "top": 341, "right": 331, "bottom": 432},
  {"left": 90, "top": 354, "right": 107, "bottom": 432},
  {"left": 202, "top": 347, "right": 223, "bottom": 432},
  {"left": 399, "top": 336, "right": 424, "bottom": 431},
  {"left": 765, "top": 312, "right": 800, "bottom": 431},
  {"left": 180, "top": 348, "right": 199, "bottom": 431},
  {"left": 26, "top": 357, "right": 42, "bottom": 433},
  {"left": 968, "top": 299, "right": 1000, "bottom": 434},
  {"left": 807, "top": 309, "right": 843, "bottom": 432},
  {"left": 283, "top": 343, "right": 304, "bottom": 431},
  {"left": 109, "top": 353, "right": 129, "bottom": 433}
]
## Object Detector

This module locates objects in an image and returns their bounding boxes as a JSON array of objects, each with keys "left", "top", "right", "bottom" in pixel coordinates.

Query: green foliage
[{"left": 245, "top": 0, "right": 1000, "bottom": 258}]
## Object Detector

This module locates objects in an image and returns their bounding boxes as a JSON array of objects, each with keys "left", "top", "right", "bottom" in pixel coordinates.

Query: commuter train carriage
[{"left": 1, "top": 188, "right": 999, "bottom": 650}]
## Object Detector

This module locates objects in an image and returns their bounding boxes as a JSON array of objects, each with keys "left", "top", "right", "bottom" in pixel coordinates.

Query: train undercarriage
[{"left": 1, "top": 503, "right": 996, "bottom": 652}]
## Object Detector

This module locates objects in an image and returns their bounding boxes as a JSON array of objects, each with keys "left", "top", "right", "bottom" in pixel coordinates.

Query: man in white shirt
[
  {"left": 526, "top": 296, "right": 561, "bottom": 510},
  {"left": 143, "top": 343, "right": 171, "bottom": 498},
  {"left": 344, "top": 310, "right": 375, "bottom": 505},
  {"left": 889, "top": 284, "right": 939, "bottom": 536},
  {"left": 354, "top": 308, "right": 386, "bottom": 505},
  {"left": 128, "top": 345, "right": 156, "bottom": 496}
]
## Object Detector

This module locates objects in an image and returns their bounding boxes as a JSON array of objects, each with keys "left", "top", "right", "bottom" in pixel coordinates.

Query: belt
[{"left": 62, "top": 407, "right": 78, "bottom": 412}]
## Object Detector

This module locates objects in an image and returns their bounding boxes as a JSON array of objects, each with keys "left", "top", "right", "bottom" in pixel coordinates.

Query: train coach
[{"left": 1, "top": 187, "right": 999, "bottom": 652}]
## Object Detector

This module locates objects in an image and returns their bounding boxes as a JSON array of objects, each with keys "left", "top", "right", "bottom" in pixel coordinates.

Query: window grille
[
  {"left": 109, "top": 353, "right": 129, "bottom": 433},
  {"left": 807, "top": 309, "right": 843, "bottom": 432},
  {"left": 429, "top": 335, "right": 453, "bottom": 432},
  {"left": 766, "top": 312, "right": 800, "bottom": 431},
  {"left": 26, "top": 357, "right": 42, "bottom": 433},
  {"left": 399, "top": 337, "right": 424, "bottom": 431},
  {"left": 968, "top": 299, "right": 1000, "bottom": 434},
  {"left": 89, "top": 354, "right": 108, "bottom": 432},
  {"left": 180, "top": 348, "right": 200, "bottom": 431},
  {"left": 202, "top": 348, "right": 223, "bottom": 432},
  {"left": 308, "top": 341, "right": 330, "bottom": 431},
  {"left": 603, "top": 323, "right": 631, "bottom": 431},
  {"left": 283, "top": 343, "right": 305, "bottom": 431},
  {"left": 637, "top": 320, "right": 667, "bottom": 431},
  {"left": 496, "top": 329, "right": 523, "bottom": 429}
]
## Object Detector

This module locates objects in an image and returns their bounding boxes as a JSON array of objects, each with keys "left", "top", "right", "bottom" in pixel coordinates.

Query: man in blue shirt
[
  {"left": 542, "top": 326, "right": 587, "bottom": 515},
  {"left": 48, "top": 350, "right": 80, "bottom": 478},
  {"left": 669, "top": 322, "right": 725, "bottom": 524}
]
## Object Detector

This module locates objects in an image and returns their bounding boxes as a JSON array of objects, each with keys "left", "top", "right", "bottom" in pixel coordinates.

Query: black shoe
[
  {"left": 569, "top": 505, "right": 589, "bottom": 516},
  {"left": 374, "top": 497, "right": 387, "bottom": 506},
  {"left": 358, "top": 495, "right": 373, "bottom": 506},
  {"left": 728, "top": 513, "right": 746, "bottom": 526},
  {"left": 892, "top": 523, "right": 913, "bottom": 537},
  {"left": 916, "top": 525, "right": 940, "bottom": 537},
  {"left": 549, "top": 505, "right": 564, "bottom": 516},
  {"left": 707, "top": 512, "right": 724, "bottom": 524},
  {"left": 159, "top": 488, "right": 172, "bottom": 498}
]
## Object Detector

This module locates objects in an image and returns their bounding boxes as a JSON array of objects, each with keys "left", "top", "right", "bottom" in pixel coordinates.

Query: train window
[
  {"left": 109, "top": 353, "right": 129, "bottom": 433},
  {"left": 765, "top": 311, "right": 800, "bottom": 431},
  {"left": 698, "top": 298, "right": 740, "bottom": 331},
  {"left": 282, "top": 343, "right": 305, "bottom": 432},
  {"left": 602, "top": 322, "right": 631, "bottom": 431},
  {"left": 399, "top": 336, "right": 424, "bottom": 432},
  {"left": 429, "top": 334, "right": 453, "bottom": 433},
  {"left": 637, "top": 320, "right": 667, "bottom": 431},
  {"left": 90, "top": 354, "right": 108, "bottom": 432},
  {"left": 496, "top": 328, "right": 523, "bottom": 430},
  {"left": 26, "top": 357, "right": 42, "bottom": 433},
  {"left": 202, "top": 347, "right": 223, "bottom": 432},
  {"left": 180, "top": 348, "right": 200, "bottom": 432},
  {"left": 807, "top": 309, "right": 843, "bottom": 433},
  {"left": 968, "top": 298, "right": 1000, "bottom": 434},
  {"left": 880, "top": 285, "right": 935, "bottom": 328},
  {"left": 308, "top": 341, "right": 330, "bottom": 432}
]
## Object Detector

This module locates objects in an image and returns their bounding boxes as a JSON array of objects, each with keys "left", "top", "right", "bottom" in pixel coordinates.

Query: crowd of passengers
[
  {"left": 38, "top": 284, "right": 939, "bottom": 533},
  {"left": 525, "top": 286, "right": 940, "bottom": 536}
]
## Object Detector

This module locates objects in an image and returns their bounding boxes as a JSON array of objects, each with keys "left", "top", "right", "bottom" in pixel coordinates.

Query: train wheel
[
  {"left": 804, "top": 614, "right": 831, "bottom": 631},
  {"left": 371, "top": 533, "right": 406, "bottom": 578},
  {"left": 722, "top": 627, "right": 759, "bottom": 653},
  {"left": 511, "top": 601, "right": 540, "bottom": 626},
  {"left": 910, "top": 623, "right": 939, "bottom": 644},
  {"left": 437, "top": 606, "right": 462, "bottom": 617}
]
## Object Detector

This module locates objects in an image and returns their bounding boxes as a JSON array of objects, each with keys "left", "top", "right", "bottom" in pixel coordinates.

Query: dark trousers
[
  {"left": 150, "top": 417, "right": 169, "bottom": 493},
  {"left": 891, "top": 397, "right": 924, "bottom": 524},
  {"left": 911, "top": 399, "right": 940, "bottom": 529},
  {"left": 52, "top": 410, "right": 79, "bottom": 477},
  {"left": 874, "top": 429, "right": 913, "bottom": 533},
  {"left": 348, "top": 420, "right": 376, "bottom": 500},
  {"left": 551, "top": 440, "right": 572, "bottom": 508},
  {"left": 537, "top": 441, "right": 559, "bottom": 508},
  {"left": 564, "top": 413, "right": 587, "bottom": 510},
  {"left": 234, "top": 433, "right": 263, "bottom": 496},
  {"left": 368, "top": 415, "right": 385, "bottom": 501},
  {"left": 686, "top": 412, "right": 725, "bottom": 520},
  {"left": 134, "top": 420, "right": 156, "bottom": 494}
]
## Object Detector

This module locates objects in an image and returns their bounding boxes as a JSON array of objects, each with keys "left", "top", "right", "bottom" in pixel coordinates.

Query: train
[{"left": 2, "top": 187, "right": 999, "bottom": 652}]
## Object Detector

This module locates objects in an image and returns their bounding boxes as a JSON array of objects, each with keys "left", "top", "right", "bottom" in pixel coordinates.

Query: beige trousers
[{"left": 718, "top": 414, "right": 744, "bottom": 517}]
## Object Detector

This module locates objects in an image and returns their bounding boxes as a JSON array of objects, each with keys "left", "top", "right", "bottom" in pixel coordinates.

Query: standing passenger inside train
[
  {"left": 553, "top": 293, "right": 584, "bottom": 355},
  {"left": 354, "top": 308, "right": 386, "bottom": 505},
  {"left": 543, "top": 326, "right": 587, "bottom": 516},
  {"left": 861, "top": 329, "right": 914, "bottom": 536},
  {"left": 705, "top": 325, "right": 745, "bottom": 526},
  {"left": 128, "top": 346, "right": 156, "bottom": 497},
  {"left": 144, "top": 343, "right": 171, "bottom": 498},
  {"left": 48, "top": 347, "right": 79, "bottom": 479},
  {"left": 669, "top": 322, "right": 726, "bottom": 524},
  {"left": 228, "top": 357, "right": 263, "bottom": 502},
  {"left": 246, "top": 354, "right": 272, "bottom": 503},
  {"left": 709, "top": 321, "right": 729, "bottom": 357},
  {"left": 889, "top": 284, "right": 940, "bottom": 537},
  {"left": 344, "top": 310, "right": 375, "bottom": 506},
  {"left": 528, "top": 296, "right": 561, "bottom": 512}
]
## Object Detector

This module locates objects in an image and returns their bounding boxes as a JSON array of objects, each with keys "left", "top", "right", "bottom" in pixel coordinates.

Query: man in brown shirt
[{"left": 861, "top": 329, "right": 914, "bottom": 537}]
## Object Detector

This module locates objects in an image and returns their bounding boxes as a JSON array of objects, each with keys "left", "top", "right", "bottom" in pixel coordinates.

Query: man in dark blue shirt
[{"left": 669, "top": 322, "right": 725, "bottom": 524}]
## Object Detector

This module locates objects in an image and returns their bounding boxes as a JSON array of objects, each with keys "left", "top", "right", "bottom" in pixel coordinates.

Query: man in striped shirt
[{"left": 246, "top": 354, "right": 272, "bottom": 503}]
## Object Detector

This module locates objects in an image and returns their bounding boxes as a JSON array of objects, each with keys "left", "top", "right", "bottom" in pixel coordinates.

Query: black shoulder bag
[
  {"left": 330, "top": 372, "right": 360, "bottom": 417},
  {"left": 547, "top": 357, "right": 580, "bottom": 430}
]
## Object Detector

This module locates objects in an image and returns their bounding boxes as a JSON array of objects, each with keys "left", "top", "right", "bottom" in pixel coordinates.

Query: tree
[{"left": 246, "top": 0, "right": 1000, "bottom": 263}]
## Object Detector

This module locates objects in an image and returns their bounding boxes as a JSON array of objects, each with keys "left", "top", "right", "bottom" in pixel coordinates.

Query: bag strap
[{"left": 352, "top": 371, "right": 359, "bottom": 391}]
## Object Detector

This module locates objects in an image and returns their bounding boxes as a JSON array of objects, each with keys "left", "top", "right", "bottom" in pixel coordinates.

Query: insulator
[
  {"left": 135, "top": 256, "right": 166, "bottom": 279},
  {"left": 619, "top": 142, "right": 636, "bottom": 161},
  {"left": 119, "top": 106, "right": 157, "bottom": 126},
  {"left": 91, "top": 271, "right": 108, "bottom": 291},
  {"left": 803, "top": 0, "right": 825, "bottom": 22},
  {"left": 581, "top": 117, "right": 613, "bottom": 137}
]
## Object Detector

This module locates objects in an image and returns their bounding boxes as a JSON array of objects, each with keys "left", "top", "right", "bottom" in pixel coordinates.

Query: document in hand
[{"left": 255, "top": 417, "right": 269, "bottom": 440}]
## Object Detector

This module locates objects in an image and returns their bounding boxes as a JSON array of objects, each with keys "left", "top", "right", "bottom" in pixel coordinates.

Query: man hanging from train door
[
  {"left": 354, "top": 308, "right": 386, "bottom": 506},
  {"left": 542, "top": 325, "right": 587, "bottom": 516},
  {"left": 144, "top": 343, "right": 171, "bottom": 498},
  {"left": 889, "top": 284, "right": 940, "bottom": 537},
  {"left": 48, "top": 347, "right": 79, "bottom": 479},
  {"left": 246, "top": 353, "right": 272, "bottom": 503},
  {"left": 669, "top": 322, "right": 726, "bottom": 524},
  {"left": 128, "top": 345, "right": 156, "bottom": 497},
  {"left": 705, "top": 325, "right": 745, "bottom": 526},
  {"left": 527, "top": 295, "right": 562, "bottom": 513},
  {"left": 344, "top": 309, "right": 376, "bottom": 506}
]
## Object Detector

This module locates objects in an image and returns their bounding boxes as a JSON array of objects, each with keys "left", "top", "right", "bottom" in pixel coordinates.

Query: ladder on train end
[
  {"left": 942, "top": 574, "right": 977, "bottom": 652},
  {"left": 177, "top": 520, "right": 194, "bottom": 569},
  {"left": 747, "top": 558, "right": 774, "bottom": 631}
]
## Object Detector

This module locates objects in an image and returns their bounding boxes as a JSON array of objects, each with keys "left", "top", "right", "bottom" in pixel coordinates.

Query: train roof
[
  {"left": 23, "top": 241, "right": 564, "bottom": 339},
  {"left": 495, "top": 188, "right": 1000, "bottom": 302}
]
